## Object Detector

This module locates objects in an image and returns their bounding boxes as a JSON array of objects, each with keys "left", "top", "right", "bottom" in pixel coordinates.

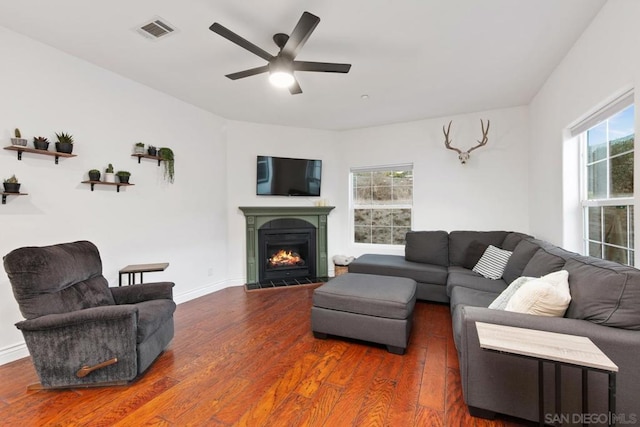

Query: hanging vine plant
[{"left": 158, "top": 147, "right": 175, "bottom": 183}]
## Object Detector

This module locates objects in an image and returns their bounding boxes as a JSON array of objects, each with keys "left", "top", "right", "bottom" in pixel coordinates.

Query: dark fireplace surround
[
  {"left": 259, "top": 218, "right": 317, "bottom": 282},
  {"left": 239, "top": 206, "right": 334, "bottom": 284}
]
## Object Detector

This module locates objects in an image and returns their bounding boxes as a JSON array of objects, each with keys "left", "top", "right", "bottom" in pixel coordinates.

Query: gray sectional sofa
[{"left": 348, "top": 230, "right": 640, "bottom": 424}]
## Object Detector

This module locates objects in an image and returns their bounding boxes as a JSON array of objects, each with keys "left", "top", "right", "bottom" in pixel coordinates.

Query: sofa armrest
[
  {"left": 454, "top": 306, "right": 640, "bottom": 421},
  {"left": 110, "top": 281, "right": 174, "bottom": 305},
  {"left": 15, "top": 304, "right": 138, "bottom": 331},
  {"left": 456, "top": 305, "right": 640, "bottom": 349}
]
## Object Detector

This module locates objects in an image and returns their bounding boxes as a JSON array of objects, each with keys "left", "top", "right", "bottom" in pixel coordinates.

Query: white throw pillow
[
  {"left": 505, "top": 270, "right": 571, "bottom": 317},
  {"left": 472, "top": 245, "right": 513, "bottom": 280},
  {"left": 488, "top": 276, "right": 535, "bottom": 310}
]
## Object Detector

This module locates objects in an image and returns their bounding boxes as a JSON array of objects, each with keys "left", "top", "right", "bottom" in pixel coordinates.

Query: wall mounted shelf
[
  {"left": 1, "top": 192, "right": 28, "bottom": 204},
  {"left": 82, "top": 181, "right": 134, "bottom": 192},
  {"left": 4, "top": 145, "right": 77, "bottom": 164},
  {"left": 131, "top": 154, "right": 162, "bottom": 166}
]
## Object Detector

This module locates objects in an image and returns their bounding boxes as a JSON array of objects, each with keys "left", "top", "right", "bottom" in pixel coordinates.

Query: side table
[
  {"left": 119, "top": 262, "right": 169, "bottom": 286},
  {"left": 475, "top": 322, "right": 618, "bottom": 427}
]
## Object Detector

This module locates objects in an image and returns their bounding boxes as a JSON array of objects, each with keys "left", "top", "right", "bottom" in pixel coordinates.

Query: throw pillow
[
  {"left": 488, "top": 276, "right": 535, "bottom": 310},
  {"left": 505, "top": 270, "right": 571, "bottom": 317},
  {"left": 462, "top": 240, "right": 490, "bottom": 269},
  {"left": 472, "top": 245, "right": 513, "bottom": 280}
]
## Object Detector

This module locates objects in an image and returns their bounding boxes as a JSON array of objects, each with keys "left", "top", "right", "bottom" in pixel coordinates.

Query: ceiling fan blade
[
  {"left": 281, "top": 12, "right": 320, "bottom": 59},
  {"left": 209, "top": 22, "right": 274, "bottom": 62},
  {"left": 294, "top": 61, "right": 352, "bottom": 73},
  {"left": 225, "top": 65, "right": 270, "bottom": 80},
  {"left": 289, "top": 78, "right": 303, "bottom": 95}
]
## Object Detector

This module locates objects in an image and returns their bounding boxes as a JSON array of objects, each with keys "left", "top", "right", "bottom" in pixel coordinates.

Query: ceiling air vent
[{"left": 135, "top": 17, "right": 177, "bottom": 40}]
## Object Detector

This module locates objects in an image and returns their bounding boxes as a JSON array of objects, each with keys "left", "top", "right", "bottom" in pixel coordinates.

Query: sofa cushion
[
  {"left": 450, "top": 286, "right": 498, "bottom": 311},
  {"left": 349, "top": 254, "right": 448, "bottom": 285},
  {"left": 505, "top": 270, "right": 571, "bottom": 317},
  {"left": 502, "top": 239, "right": 541, "bottom": 284},
  {"left": 520, "top": 247, "right": 566, "bottom": 278},
  {"left": 404, "top": 230, "right": 449, "bottom": 267},
  {"left": 472, "top": 245, "right": 512, "bottom": 280},
  {"left": 447, "top": 269, "right": 508, "bottom": 296},
  {"left": 501, "top": 232, "right": 533, "bottom": 251},
  {"left": 564, "top": 257, "right": 640, "bottom": 330},
  {"left": 448, "top": 231, "right": 508, "bottom": 267},
  {"left": 488, "top": 276, "right": 535, "bottom": 310},
  {"left": 461, "top": 240, "right": 489, "bottom": 269},
  {"left": 520, "top": 239, "right": 576, "bottom": 278}
]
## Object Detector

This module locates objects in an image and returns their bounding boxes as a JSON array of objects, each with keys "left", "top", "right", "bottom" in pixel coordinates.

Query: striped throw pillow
[{"left": 472, "top": 245, "right": 513, "bottom": 280}]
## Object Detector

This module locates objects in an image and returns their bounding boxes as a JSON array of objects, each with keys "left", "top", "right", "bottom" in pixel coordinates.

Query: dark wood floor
[{"left": 0, "top": 285, "right": 530, "bottom": 426}]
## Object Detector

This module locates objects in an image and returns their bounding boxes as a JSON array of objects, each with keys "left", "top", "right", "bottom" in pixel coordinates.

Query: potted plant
[
  {"left": 11, "top": 128, "right": 27, "bottom": 146},
  {"left": 104, "top": 163, "right": 115, "bottom": 183},
  {"left": 88, "top": 169, "right": 101, "bottom": 181},
  {"left": 134, "top": 142, "right": 145, "bottom": 154},
  {"left": 55, "top": 132, "right": 74, "bottom": 154},
  {"left": 116, "top": 171, "right": 131, "bottom": 184},
  {"left": 147, "top": 145, "right": 157, "bottom": 156},
  {"left": 158, "top": 147, "right": 175, "bottom": 183},
  {"left": 3, "top": 175, "right": 20, "bottom": 193},
  {"left": 33, "top": 136, "right": 49, "bottom": 150}
]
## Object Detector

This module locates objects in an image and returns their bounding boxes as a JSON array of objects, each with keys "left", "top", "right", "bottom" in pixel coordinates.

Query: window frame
[
  {"left": 577, "top": 98, "right": 635, "bottom": 265},
  {"left": 349, "top": 164, "right": 414, "bottom": 247}
]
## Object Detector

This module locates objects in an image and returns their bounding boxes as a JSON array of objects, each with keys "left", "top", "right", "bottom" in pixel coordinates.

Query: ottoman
[{"left": 311, "top": 273, "right": 417, "bottom": 354}]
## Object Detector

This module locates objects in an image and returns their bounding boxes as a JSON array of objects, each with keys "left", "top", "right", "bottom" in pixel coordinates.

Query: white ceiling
[{"left": 0, "top": 0, "right": 606, "bottom": 130}]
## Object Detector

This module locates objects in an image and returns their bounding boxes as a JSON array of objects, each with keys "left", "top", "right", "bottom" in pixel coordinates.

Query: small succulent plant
[
  {"left": 116, "top": 171, "right": 131, "bottom": 177},
  {"left": 14, "top": 128, "right": 22, "bottom": 138},
  {"left": 55, "top": 132, "right": 74, "bottom": 144},
  {"left": 106, "top": 163, "right": 114, "bottom": 173},
  {"left": 135, "top": 142, "right": 145, "bottom": 147},
  {"left": 34, "top": 136, "right": 49, "bottom": 143},
  {"left": 4, "top": 174, "right": 19, "bottom": 184}
]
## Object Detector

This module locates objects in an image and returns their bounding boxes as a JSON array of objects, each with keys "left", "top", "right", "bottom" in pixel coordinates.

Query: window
[
  {"left": 351, "top": 164, "right": 413, "bottom": 245},
  {"left": 577, "top": 96, "right": 635, "bottom": 266}
]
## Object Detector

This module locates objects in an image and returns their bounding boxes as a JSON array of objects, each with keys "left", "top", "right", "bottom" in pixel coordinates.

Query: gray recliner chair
[{"left": 4, "top": 240, "right": 176, "bottom": 388}]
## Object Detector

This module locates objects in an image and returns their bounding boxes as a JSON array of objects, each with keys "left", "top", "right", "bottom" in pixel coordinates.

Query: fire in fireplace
[
  {"left": 258, "top": 218, "right": 316, "bottom": 283},
  {"left": 268, "top": 250, "right": 305, "bottom": 268}
]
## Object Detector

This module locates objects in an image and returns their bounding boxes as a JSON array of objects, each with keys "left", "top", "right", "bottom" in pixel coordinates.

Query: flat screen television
[{"left": 256, "top": 155, "right": 322, "bottom": 196}]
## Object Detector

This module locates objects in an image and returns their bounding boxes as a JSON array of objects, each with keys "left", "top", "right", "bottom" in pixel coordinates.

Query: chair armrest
[
  {"left": 15, "top": 304, "right": 138, "bottom": 331},
  {"left": 110, "top": 282, "right": 175, "bottom": 305}
]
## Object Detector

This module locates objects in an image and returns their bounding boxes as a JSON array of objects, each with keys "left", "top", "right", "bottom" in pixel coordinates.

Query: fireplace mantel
[{"left": 239, "top": 206, "right": 335, "bottom": 283}]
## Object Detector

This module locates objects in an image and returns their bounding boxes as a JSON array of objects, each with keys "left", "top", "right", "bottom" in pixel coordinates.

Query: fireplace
[
  {"left": 259, "top": 218, "right": 316, "bottom": 282},
  {"left": 239, "top": 206, "right": 334, "bottom": 285}
]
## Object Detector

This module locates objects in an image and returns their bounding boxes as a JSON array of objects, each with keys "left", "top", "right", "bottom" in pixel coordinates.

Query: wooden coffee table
[{"left": 476, "top": 322, "right": 618, "bottom": 426}]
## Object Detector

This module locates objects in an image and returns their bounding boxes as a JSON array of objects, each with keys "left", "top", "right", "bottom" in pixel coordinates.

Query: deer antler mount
[{"left": 443, "top": 120, "right": 490, "bottom": 164}]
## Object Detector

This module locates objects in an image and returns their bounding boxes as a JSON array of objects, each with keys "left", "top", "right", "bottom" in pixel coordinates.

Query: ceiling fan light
[{"left": 269, "top": 71, "right": 295, "bottom": 88}]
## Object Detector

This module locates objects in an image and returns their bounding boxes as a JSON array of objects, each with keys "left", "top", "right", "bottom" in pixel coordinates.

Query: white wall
[
  {"left": 0, "top": 26, "right": 229, "bottom": 363},
  {"left": 224, "top": 120, "right": 341, "bottom": 282},
  {"left": 337, "top": 107, "right": 531, "bottom": 258},
  {"left": 529, "top": 0, "right": 640, "bottom": 250}
]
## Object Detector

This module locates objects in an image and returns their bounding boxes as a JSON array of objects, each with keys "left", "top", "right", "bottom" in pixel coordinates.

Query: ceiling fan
[{"left": 209, "top": 11, "right": 351, "bottom": 95}]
